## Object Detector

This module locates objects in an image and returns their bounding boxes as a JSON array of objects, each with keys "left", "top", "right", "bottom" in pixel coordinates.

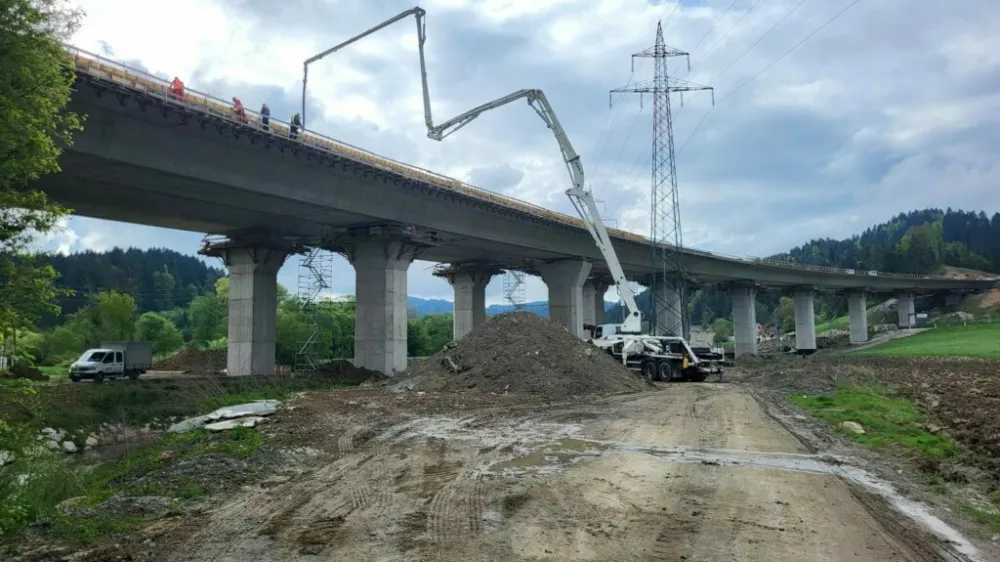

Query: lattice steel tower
[
  {"left": 501, "top": 269, "right": 526, "bottom": 312},
  {"left": 611, "top": 21, "right": 713, "bottom": 336}
]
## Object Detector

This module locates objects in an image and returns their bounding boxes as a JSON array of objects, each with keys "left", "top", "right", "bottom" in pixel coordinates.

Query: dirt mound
[
  {"left": 311, "top": 360, "right": 388, "bottom": 384},
  {"left": 2, "top": 364, "right": 49, "bottom": 381},
  {"left": 399, "top": 311, "right": 651, "bottom": 398},
  {"left": 154, "top": 348, "right": 226, "bottom": 374}
]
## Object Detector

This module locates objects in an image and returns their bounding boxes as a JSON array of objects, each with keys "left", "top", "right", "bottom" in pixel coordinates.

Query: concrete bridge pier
[
  {"left": 345, "top": 240, "right": 424, "bottom": 375},
  {"left": 435, "top": 263, "right": 502, "bottom": 340},
  {"left": 897, "top": 292, "right": 916, "bottom": 328},
  {"left": 792, "top": 288, "right": 817, "bottom": 352},
  {"left": 201, "top": 241, "right": 293, "bottom": 377},
  {"left": 847, "top": 291, "right": 869, "bottom": 343},
  {"left": 592, "top": 278, "right": 612, "bottom": 325},
  {"left": 539, "top": 260, "right": 592, "bottom": 339},
  {"left": 726, "top": 283, "right": 759, "bottom": 358}
]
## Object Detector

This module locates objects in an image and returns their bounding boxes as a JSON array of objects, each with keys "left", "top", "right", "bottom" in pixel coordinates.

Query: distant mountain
[{"left": 406, "top": 297, "right": 453, "bottom": 316}]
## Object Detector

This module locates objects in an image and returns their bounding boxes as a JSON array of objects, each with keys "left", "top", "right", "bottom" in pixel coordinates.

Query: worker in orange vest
[
  {"left": 170, "top": 77, "right": 185, "bottom": 101},
  {"left": 232, "top": 97, "right": 246, "bottom": 123}
]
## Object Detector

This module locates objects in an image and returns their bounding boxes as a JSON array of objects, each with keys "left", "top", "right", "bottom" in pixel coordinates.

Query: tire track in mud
[{"left": 426, "top": 472, "right": 485, "bottom": 544}]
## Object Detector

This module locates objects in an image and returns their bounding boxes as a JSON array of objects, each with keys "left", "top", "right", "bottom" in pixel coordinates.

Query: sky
[{"left": 48, "top": 0, "right": 1000, "bottom": 304}]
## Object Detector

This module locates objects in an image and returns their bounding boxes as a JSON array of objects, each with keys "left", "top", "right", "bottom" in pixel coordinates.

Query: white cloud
[{"left": 55, "top": 0, "right": 1000, "bottom": 305}]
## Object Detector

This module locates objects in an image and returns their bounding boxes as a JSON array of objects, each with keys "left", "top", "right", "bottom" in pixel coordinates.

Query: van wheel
[
  {"left": 93, "top": 372, "right": 105, "bottom": 383},
  {"left": 641, "top": 360, "right": 658, "bottom": 382},
  {"left": 657, "top": 360, "right": 676, "bottom": 381}
]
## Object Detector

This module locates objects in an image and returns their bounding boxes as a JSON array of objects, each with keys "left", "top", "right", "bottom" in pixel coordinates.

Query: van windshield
[{"left": 81, "top": 351, "right": 109, "bottom": 362}]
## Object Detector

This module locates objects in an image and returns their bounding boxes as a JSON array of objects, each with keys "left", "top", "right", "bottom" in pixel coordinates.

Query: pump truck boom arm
[{"left": 301, "top": 6, "right": 643, "bottom": 334}]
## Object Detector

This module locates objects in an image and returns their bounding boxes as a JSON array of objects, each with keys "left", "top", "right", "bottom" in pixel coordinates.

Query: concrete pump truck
[{"left": 310, "top": 7, "right": 723, "bottom": 382}]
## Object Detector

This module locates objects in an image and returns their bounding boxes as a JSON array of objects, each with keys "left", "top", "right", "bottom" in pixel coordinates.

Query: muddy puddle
[{"left": 488, "top": 438, "right": 983, "bottom": 561}]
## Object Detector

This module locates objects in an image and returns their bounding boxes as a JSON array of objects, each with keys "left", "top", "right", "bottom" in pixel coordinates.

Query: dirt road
[{"left": 157, "top": 384, "right": 979, "bottom": 561}]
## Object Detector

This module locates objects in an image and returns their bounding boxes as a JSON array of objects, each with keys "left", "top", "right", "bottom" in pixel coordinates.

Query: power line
[
  {"left": 691, "top": 0, "right": 740, "bottom": 52},
  {"left": 677, "top": 0, "right": 864, "bottom": 154},
  {"left": 710, "top": 0, "right": 809, "bottom": 84},
  {"left": 717, "top": 0, "right": 863, "bottom": 105},
  {"left": 699, "top": 0, "right": 766, "bottom": 60}
]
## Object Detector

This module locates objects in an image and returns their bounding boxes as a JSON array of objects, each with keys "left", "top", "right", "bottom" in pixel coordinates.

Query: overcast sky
[{"left": 49, "top": 0, "right": 1000, "bottom": 304}]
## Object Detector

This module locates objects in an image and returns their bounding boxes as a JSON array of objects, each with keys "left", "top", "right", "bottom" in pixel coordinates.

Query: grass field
[{"left": 847, "top": 323, "right": 1000, "bottom": 359}]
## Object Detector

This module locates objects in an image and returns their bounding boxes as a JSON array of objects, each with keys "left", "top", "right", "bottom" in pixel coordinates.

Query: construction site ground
[{"left": 43, "top": 373, "right": 997, "bottom": 562}]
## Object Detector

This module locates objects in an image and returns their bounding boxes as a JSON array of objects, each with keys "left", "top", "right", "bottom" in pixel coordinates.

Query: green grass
[
  {"left": 788, "top": 384, "right": 956, "bottom": 459},
  {"left": 1, "top": 425, "right": 265, "bottom": 544},
  {"left": 815, "top": 315, "right": 850, "bottom": 334},
  {"left": 845, "top": 323, "right": 1000, "bottom": 359}
]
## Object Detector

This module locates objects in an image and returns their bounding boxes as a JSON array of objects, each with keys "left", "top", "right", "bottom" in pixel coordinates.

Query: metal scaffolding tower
[
  {"left": 295, "top": 248, "right": 334, "bottom": 373},
  {"left": 611, "top": 21, "right": 713, "bottom": 337},
  {"left": 501, "top": 270, "right": 526, "bottom": 312}
]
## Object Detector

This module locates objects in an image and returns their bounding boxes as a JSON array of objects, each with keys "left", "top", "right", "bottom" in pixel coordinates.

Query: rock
[
  {"left": 0, "top": 450, "right": 13, "bottom": 466},
  {"left": 46, "top": 440, "right": 61, "bottom": 451},
  {"left": 204, "top": 416, "right": 266, "bottom": 431},
  {"left": 41, "top": 427, "right": 57, "bottom": 437},
  {"left": 85, "top": 435, "right": 99, "bottom": 449},
  {"left": 58, "top": 496, "right": 87, "bottom": 510},
  {"left": 61, "top": 441, "right": 79, "bottom": 453},
  {"left": 168, "top": 400, "right": 281, "bottom": 433},
  {"left": 840, "top": 421, "right": 865, "bottom": 435}
]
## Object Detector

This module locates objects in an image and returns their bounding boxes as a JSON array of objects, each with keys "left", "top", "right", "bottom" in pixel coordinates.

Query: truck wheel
[
  {"left": 128, "top": 371, "right": 140, "bottom": 381},
  {"left": 641, "top": 360, "right": 658, "bottom": 382},
  {"left": 657, "top": 360, "right": 676, "bottom": 382},
  {"left": 93, "top": 372, "right": 105, "bottom": 384}
]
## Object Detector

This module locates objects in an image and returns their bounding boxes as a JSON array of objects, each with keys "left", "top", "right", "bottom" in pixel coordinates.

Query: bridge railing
[{"left": 65, "top": 45, "right": 959, "bottom": 283}]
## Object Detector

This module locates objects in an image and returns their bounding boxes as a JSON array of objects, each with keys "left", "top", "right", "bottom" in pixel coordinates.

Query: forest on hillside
[{"left": 610, "top": 208, "right": 1000, "bottom": 332}]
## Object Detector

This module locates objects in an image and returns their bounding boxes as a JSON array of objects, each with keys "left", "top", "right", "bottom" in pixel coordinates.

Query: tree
[
  {"left": 135, "top": 311, "right": 183, "bottom": 354},
  {"left": 151, "top": 266, "right": 175, "bottom": 311},
  {"left": 0, "top": 254, "right": 64, "bottom": 359},
  {"left": 711, "top": 318, "right": 732, "bottom": 344},
  {"left": 1, "top": 0, "right": 83, "bottom": 200},
  {"left": 92, "top": 290, "right": 136, "bottom": 340},
  {"left": 0, "top": 1, "right": 84, "bottom": 357}
]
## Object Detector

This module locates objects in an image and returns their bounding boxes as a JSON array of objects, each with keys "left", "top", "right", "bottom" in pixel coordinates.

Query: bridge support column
[
  {"left": 539, "top": 260, "right": 592, "bottom": 339},
  {"left": 348, "top": 241, "right": 420, "bottom": 375},
  {"left": 793, "top": 288, "right": 817, "bottom": 352},
  {"left": 592, "top": 278, "right": 611, "bottom": 325},
  {"left": 436, "top": 264, "right": 501, "bottom": 340},
  {"left": 216, "top": 245, "right": 291, "bottom": 377},
  {"left": 727, "top": 283, "right": 758, "bottom": 358},
  {"left": 654, "top": 280, "right": 684, "bottom": 337},
  {"left": 581, "top": 282, "right": 598, "bottom": 327},
  {"left": 847, "top": 291, "right": 869, "bottom": 344},
  {"left": 897, "top": 292, "right": 916, "bottom": 328}
]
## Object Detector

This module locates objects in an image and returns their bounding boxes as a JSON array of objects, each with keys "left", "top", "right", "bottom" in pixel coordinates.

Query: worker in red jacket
[
  {"left": 232, "top": 97, "right": 246, "bottom": 123},
  {"left": 170, "top": 77, "right": 185, "bottom": 101}
]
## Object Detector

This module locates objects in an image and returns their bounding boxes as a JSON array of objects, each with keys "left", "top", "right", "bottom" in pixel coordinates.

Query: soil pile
[
  {"left": 154, "top": 348, "right": 227, "bottom": 374},
  {"left": 400, "top": 311, "right": 651, "bottom": 398},
  {"left": 311, "top": 360, "right": 388, "bottom": 384},
  {"left": 2, "top": 364, "right": 49, "bottom": 381}
]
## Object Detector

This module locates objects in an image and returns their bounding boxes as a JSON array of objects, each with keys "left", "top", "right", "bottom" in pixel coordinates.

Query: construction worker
[
  {"left": 170, "top": 77, "right": 185, "bottom": 101},
  {"left": 260, "top": 103, "right": 270, "bottom": 131},
  {"left": 232, "top": 97, "right": 246, "bottom": 123},
  {"left": 290, "top": 112, "right": 301, "bottom": 140}
]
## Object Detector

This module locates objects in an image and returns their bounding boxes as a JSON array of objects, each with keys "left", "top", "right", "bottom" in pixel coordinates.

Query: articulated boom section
[{"left": 309, "top": 6, "right": 645, "bottom": 336}]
